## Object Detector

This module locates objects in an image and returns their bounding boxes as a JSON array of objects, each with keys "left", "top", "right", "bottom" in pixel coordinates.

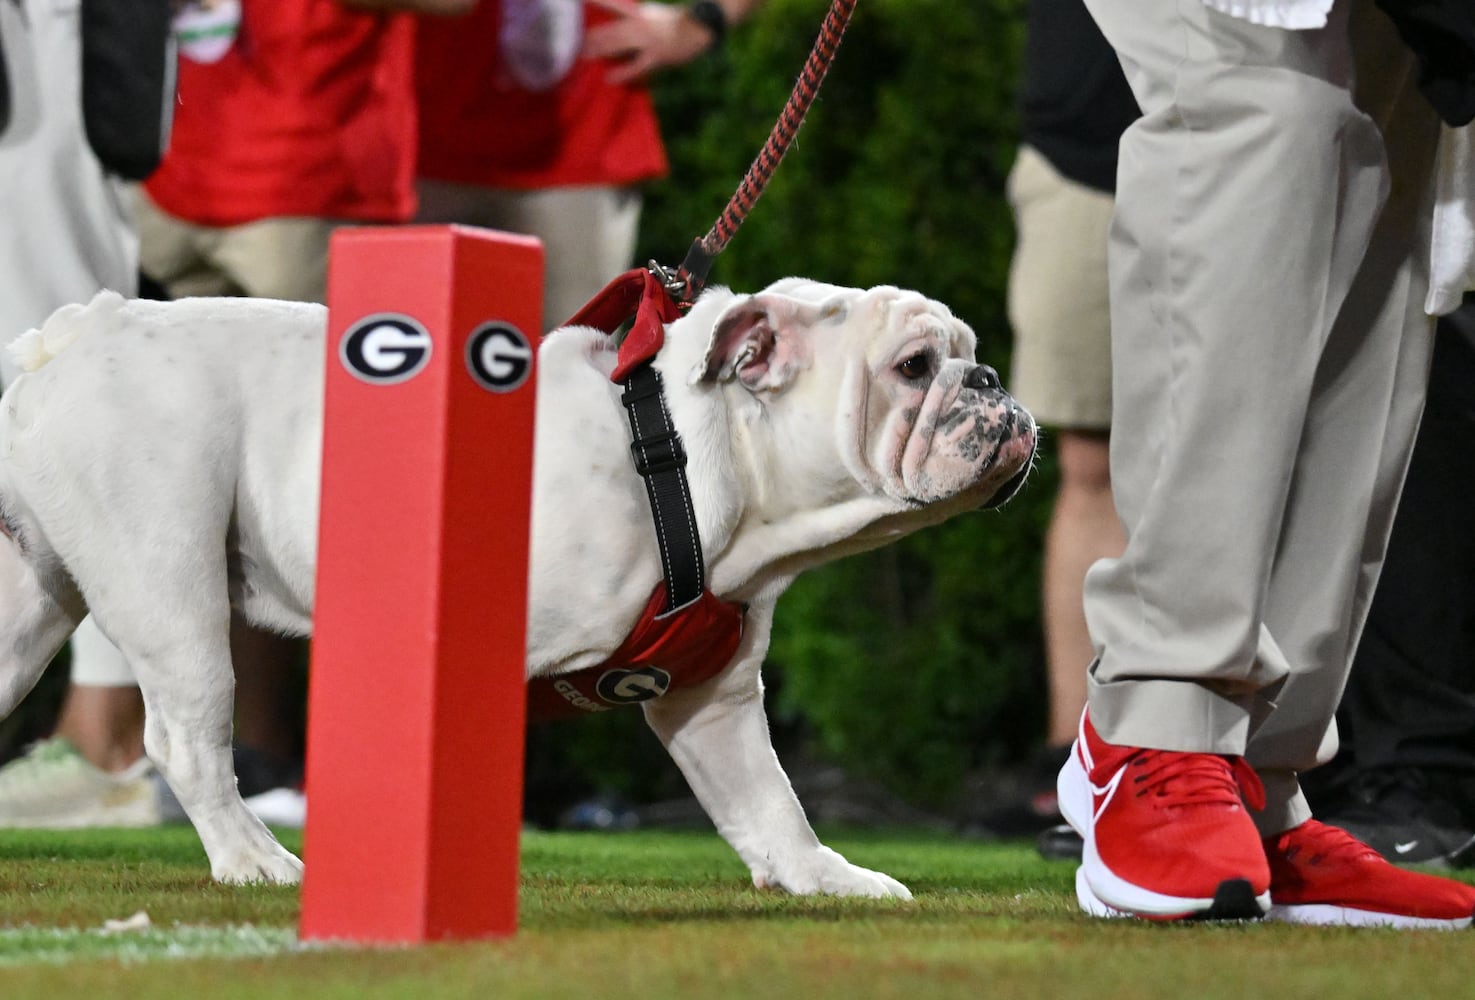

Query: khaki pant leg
[
  {"left": 415, "top": 180, "right": 642, "bottom": 331},
  {"left": 1079, "top": 0, "right": 1432, "bottom": 782}
]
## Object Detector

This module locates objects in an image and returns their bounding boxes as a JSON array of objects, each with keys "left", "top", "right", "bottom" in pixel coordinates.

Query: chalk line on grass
[{"left": 0, "top": 923, "right": 310, "bottom": 966}]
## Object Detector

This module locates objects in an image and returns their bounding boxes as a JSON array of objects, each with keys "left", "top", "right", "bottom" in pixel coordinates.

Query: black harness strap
[
  {"left": 564, "top": 267, "right": 706, "bottom": 616},
  {"left": 620, "top": 365, "right": 704, "bottom": 613}
]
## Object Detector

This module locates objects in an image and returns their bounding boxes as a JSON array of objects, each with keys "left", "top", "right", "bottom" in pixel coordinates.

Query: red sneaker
[
  {"left": 1058, "top": 713, "right": 1270, "bottom": 920},
  {"left": 1265, "top": 820, "right": 1475, "bottom": 928}
]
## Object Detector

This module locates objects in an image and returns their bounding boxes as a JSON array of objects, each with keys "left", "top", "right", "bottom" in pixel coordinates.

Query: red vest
[
  {"left": 144, "top": 1, "right": 417, "bottom": 226},
  {"left": 414, "top": 1, "right": 668, "bottom": 190}
]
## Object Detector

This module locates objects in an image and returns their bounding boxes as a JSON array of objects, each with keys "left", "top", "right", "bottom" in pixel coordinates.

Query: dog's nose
[{"left": 963, "top": 364, "right": 1001, "bottom": 392}]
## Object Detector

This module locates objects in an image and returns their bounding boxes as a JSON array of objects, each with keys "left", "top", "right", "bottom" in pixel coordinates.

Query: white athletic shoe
[
  {"left": 0, "top": 737, "right": 161, "bottom": 828},
  {"left": 244, "top": 786, "right": 307, "bottom": 828}
]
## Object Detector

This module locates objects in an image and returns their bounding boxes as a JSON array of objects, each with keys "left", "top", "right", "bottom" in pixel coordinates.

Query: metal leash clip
[{"left": 646, "top": 259, "right": 693, "bottom": 305}]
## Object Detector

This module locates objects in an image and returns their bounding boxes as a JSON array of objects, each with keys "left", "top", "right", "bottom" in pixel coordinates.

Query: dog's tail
[{"left": 9, "top": 289, "right": 128, "bottom": 374}]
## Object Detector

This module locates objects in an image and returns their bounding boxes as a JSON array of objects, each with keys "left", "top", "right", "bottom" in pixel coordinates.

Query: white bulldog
[{"left": 0, "top": 278, "right": 1035, "bottom": 895}]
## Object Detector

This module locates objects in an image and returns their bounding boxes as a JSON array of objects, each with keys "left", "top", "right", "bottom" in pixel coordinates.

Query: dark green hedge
[{"left": 623, "top": 0, "right": 1055, "bottom": 808}]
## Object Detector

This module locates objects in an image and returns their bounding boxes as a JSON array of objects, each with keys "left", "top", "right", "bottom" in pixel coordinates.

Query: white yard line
[{"left": 0, "top": 923, "right": 308, "bottom": 965}]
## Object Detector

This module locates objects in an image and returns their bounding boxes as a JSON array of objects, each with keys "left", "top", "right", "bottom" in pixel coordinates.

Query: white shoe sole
[{"left": 1267, "top": 902, "right": 1472, "bottom": 930}]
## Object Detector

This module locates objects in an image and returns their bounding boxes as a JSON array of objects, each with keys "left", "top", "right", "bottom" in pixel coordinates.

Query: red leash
[
  {"left": 662, "top": 0, "right": 860, "bottom": 307},
  {"left": 568, "top": 0, "right": 860, "bottom": 367}
]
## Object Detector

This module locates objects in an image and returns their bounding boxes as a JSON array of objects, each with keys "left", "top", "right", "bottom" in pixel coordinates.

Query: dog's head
[{"left": 675, "top": 278, "right": 1036, "bottom": 519}]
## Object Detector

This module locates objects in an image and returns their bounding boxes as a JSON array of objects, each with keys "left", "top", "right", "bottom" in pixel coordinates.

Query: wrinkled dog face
[
  {"left": 686, "top": 279, "right": 1035, "bottom": 519},
  {"left": 722, "top": 279, "right": 1035, "bottom": 511},
  {"left": 857, "top": 286, "right": 1034, "bottom": 507}
]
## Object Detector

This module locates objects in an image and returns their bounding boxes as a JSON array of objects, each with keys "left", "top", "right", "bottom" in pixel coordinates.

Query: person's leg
[
  {"left": 1245, "top": 1, "right": 1442, "bottom": 837},
  {"left": 1066, "top": 0, "right": 1389, "bottom": 919},
  {"left": 509, "top": 185, "right": 642, "bottom": 328},
  {"left": 230, "top": 619, "right": 305, "bottom": 788},
  {"left": 1317, "top": 304, "right": 1475, "bottom": 865},
  {"left": 134, "top": 189, "right": 239, "bottom": 299},
  {"left": 58, "top": 618, "right": 144, "bottom": 770},
  {"left": 1079, "top": 0, "right": 1387, "bottom": 752},
  {"left": 51, "top": 684, "right": 144, "bottom": 772},
  {"left": 0, "top": 623, "right": 158, "bottom": 829},
  {"left": 1068, "top": 0, "right": 1475, "bottom": 927},
  {"left": 1336, "top": 312, "right": 1475, "bottom": 775},
  {"left": 209, "top": 216, "right": 336, "bottom": 304},
  {"left": 1043, "top": 430, "right": 1120, "bottom": 746},
  {"left": 416, "top": 180, "right": 642, "bottom": 331},
  {"left": 414, "top": 176, "right": 504, "bottom": 229}
]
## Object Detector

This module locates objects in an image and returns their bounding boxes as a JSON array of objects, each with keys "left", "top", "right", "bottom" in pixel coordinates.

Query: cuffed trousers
[{"left": 1079, "top": 0, "right": 1442, "bottom": 834}]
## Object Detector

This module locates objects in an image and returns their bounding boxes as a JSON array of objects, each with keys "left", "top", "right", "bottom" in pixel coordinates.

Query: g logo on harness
[
  {"left": 596, "top": 667, "right": 672, "bottom": 705},
  {"left": 340, "top": 314, "right": 432, "bottom": 384},
  {"left": 466, "top": 322, "right": 533, "bottom": 392}
]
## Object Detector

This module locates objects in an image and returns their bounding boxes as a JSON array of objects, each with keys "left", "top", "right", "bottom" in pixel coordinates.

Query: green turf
[{"left": 0, "top": 825, "right": 1471, "bottom": 999}]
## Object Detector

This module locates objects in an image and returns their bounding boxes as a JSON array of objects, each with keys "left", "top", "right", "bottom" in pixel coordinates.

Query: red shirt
[
  {"left": 415, "top": 1, "right": 668, "bottom": 190},
  {"left": 145, "top": 1, "right": 418, "bottom": 227}
]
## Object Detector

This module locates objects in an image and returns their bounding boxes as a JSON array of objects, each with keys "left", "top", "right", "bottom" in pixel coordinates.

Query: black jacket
[{"left": 1377, "top": 0, "right": 1475, "bottom": 126}]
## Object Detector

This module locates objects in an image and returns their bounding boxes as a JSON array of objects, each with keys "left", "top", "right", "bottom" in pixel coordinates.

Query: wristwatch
[{"left": 686, "top": 0, "right": 727, "bottom": 49}]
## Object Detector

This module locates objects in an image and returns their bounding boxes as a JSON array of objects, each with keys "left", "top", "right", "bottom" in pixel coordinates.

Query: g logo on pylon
[
  {"left": 466, "top": 322, "right": 534, "bottom": 392},
  {"left": 340, "top": 314, "right": 432, "bottom": 384}
]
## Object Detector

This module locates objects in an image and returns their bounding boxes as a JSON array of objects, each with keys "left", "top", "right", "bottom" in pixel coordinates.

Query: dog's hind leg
[
  {"left": 66, "top": 539, "right": 303, "bottom": 885},
  {"left": 136, "top": 641, "right": 303, "bottom": 884},
  {"left": 110, "top": 611, "right": 302, "bottom": 884},
  {"left": 0, "top": 534, "right": 84, "bottom": 721}
]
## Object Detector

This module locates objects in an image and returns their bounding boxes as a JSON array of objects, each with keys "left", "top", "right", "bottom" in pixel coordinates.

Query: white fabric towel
[
  {"left": 1426, "top": 124, "right": 1475, "bottom": 317},
  {"left": 1198, "top": 0, "right": 1333, "bottom": 29}
]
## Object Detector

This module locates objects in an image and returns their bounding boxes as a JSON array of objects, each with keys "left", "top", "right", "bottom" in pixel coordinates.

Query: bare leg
[
  {"left": 52, "top": 684, "right": 145, "bottom": 772},
  {"left": 1042, "top": 429, "right": 1122, "bottom": 747}
]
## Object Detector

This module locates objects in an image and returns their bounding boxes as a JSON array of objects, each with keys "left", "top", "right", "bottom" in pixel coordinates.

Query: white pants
[
  {"left": 1080, "top": 0, "right": 1441, "bottom": 833},
  {"left": 0, "top": 0, "right": 138, "bottom": 686}
]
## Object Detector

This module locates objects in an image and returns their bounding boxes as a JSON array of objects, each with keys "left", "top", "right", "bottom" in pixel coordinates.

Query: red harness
[
  {"left": 525, "top": 270, "right": 746, "bottom": 723},
  {"left": 526, "top": 584, "right": 745, "bottom": 722}
]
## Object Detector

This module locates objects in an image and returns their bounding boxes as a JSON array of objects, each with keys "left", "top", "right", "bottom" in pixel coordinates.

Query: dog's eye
[{"left": 896, "top": 353, "right": 931, "bottom": 381}]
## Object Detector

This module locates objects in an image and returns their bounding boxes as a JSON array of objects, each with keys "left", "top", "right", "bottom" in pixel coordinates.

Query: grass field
[{"left": 0, "top": 824, "right": 1471, "bottom": 999}]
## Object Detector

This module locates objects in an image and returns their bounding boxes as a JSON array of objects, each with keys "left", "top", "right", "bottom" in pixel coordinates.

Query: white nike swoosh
[
  {"left": 1090, "top": 765, "right": 1127, "bottom": 823},
  {"left": 1394, "top": 840, "right": 1419, "bottom": 854}
]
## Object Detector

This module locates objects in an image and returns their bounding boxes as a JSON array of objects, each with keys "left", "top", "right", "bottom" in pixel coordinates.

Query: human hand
[{"left": 583, "top": 0, "right": 717, "bottom": 85}]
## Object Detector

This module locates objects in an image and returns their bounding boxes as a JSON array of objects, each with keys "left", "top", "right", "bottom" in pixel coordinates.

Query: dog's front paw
[
  {"left": 212, "top": 844, "right": 304, "bottom": 885},
  {"left": 753, "top": 845, "right": 912, "bottom": 900}
]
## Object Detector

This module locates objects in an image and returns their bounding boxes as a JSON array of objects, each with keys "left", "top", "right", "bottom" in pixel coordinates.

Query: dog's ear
[{"left": 693, "top": 294, "right": 815, "bottom": 392}]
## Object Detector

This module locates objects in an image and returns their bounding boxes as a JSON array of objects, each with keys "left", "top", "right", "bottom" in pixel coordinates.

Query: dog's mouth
[
  {"left": 979, "top": 435, "right": 1037, "bottom": 509},
  {"left": 890, "top": 401, "right": 1036, "bottom": 510}
]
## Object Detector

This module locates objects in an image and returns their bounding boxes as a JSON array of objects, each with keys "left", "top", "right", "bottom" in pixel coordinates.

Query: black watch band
[{"left": 687, "top": 0, "right": 727, "bottom": 48}]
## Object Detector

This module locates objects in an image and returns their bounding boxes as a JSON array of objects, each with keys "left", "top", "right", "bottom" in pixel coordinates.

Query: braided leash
[
  {"left": 559, "top": 0, "right": 859, "bottom": 630},
  {"left": 660, "top": 0, "right": 859, "bottom": 304}
]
